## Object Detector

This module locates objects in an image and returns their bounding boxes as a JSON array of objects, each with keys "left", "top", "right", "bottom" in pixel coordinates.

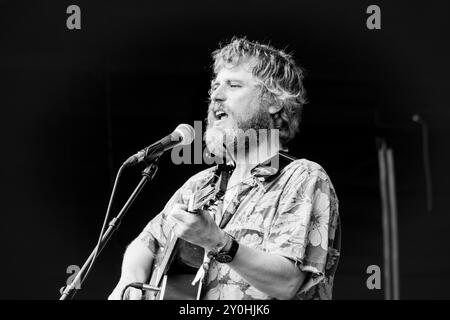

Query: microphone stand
[{"left": 60, "top": 158, "right": 160, "bottom": 300}]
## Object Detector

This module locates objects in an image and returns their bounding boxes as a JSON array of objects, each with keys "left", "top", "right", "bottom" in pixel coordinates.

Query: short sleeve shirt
[{"left": 139, "top": 156, "right": 341, "bottom": 300}]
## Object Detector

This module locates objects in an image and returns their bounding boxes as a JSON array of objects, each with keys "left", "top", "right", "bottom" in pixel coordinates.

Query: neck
[{"left": 230, "top": 137, "right": 280, "bottom": 181}]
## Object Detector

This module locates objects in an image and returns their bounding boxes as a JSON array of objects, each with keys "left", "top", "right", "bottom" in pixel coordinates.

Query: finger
[
  {"left": 194, "top": 208, "right": 214, "bottom": 223},
  {"left": 172, "top": 210, "right": 202, "bottom": 228},
  {"left": 170, "top": 207, "right": 194, "bottom": 223},
  {"left": 167, "top": 204, "right": 188, "bottom": 221}
]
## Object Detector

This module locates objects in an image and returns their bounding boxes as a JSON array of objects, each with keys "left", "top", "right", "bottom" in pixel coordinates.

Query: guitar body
[
  {"left": 143, "top": 238, "right": 205, "bottom": 300},
  {"left": 143, "top": 182, "right": 217, "bottom": 300}
]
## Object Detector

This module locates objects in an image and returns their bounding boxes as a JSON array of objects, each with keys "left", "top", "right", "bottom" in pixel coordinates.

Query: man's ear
[{"left": 268, "top": 105, "right": 283, "bottom": 114}]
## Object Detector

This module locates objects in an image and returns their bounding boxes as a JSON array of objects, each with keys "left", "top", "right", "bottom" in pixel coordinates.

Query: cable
[
  {"left": 78, "top": 163, "right": 127, "bottom": 292},
  {"left": 412, "top": 114, "right": 433, "bottom": 212},
  {"left": 120, "top": 282, "right": 137, "bottom": 300},
  {"left": 120, "top": 282, "right": 161, "bottom": 300}
]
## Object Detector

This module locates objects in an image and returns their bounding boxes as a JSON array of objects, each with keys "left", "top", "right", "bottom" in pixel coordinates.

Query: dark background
[{"left": 0, "top": 0, "right": 449, "bottom": 299}]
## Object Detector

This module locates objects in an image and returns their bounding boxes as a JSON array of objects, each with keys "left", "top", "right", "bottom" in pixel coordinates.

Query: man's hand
[{"left": 167, "top": 203, "right": 227, "bottom": 252}]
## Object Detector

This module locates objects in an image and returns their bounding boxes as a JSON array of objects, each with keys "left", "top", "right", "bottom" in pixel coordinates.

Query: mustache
[
  {"left": 207, "top": 102, "right": 232, "bottom": 128},
  {"left": 208, "top": 101, "right": 228, "bottom": 113}
]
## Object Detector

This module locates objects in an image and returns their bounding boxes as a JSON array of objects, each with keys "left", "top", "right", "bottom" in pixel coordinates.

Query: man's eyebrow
[
  {"left": 227, "top": 79, "right": 244, "bottom": 84},
  {"left": 210, "top": 79, "right": 245, "bottom": 86}
]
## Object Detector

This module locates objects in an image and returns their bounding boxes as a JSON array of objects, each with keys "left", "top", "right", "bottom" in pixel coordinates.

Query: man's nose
[{"left": 210, "top": 85, "right": 226, "bottom": 102}]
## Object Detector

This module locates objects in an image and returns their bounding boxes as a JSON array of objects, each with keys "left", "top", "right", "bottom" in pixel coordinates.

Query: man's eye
[{"left": 229, "top": 83, "right": 241, "bottom": 88}]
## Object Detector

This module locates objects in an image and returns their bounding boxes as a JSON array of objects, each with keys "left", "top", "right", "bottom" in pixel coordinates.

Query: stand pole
[
  {"left": 60, "top": 161, "right": 159, "bottom": 300},
  {"left": 378, "top": 140, "right": 392, "bottom": 300},
  {"left": 377, "top": 139, "right": 400, "bottom": 300}
]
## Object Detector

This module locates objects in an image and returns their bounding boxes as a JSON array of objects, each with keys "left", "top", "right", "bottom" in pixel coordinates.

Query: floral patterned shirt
[{"left": 139, "top": 154, "right": 341, "bottom": 300}]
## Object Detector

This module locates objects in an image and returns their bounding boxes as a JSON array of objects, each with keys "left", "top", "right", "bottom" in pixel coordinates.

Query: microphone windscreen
[{"left": 175, "top": 124, "right": 195, "bottom": 145}]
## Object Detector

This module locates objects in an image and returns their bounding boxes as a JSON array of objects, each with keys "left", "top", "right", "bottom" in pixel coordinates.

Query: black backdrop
[{"left": 0, "top": 0, "right": 449, "bottom": 299}]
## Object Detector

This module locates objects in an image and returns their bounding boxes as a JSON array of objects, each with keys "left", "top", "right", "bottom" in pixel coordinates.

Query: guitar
[{"left": 143, "top": 182, "right": 220, "bottom": 300}]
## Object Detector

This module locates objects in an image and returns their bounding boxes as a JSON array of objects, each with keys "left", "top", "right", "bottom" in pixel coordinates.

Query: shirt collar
[
  {"left": 212, "top": 150, "right": 293, "bottom": 188},
  {"left": 250, "top": 154, "right": 281, "bottom": 180}
]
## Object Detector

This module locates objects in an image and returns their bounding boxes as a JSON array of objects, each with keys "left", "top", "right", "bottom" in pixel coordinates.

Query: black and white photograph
[{"left": 0, "top": 0, "right": 449, "bottom": 306}]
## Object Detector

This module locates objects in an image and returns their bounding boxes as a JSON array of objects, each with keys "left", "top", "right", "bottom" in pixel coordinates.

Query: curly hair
[{"left": 212, "top": 37, "right": 307, "bottom": 147}]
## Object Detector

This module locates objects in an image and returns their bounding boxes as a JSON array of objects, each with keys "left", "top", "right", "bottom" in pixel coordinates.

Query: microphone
[{"left": 123, "top": 123, "right": 195, "bottom": 167}]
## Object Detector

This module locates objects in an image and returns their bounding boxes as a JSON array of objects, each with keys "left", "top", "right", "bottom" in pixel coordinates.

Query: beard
[{"left": 204, "top": 102, "right": 273, "bottom": 160}]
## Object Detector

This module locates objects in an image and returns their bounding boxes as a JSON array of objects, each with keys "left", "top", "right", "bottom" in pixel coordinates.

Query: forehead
[{"left": 213, "top": 62, "right": 257, "bottom": 84}]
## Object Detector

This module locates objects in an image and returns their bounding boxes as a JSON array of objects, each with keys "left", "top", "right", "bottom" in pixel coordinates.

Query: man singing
[{"left": 109, "top": 38, "right": 340, "bottom": 300}]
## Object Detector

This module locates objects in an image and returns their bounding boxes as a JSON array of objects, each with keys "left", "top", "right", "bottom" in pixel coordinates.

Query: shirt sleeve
[
  {"left": 136, "top": 186, "right": 185, "bottom": 254},
  {"left": 264, "top": 167, "right": 340, "bottom": 295}
]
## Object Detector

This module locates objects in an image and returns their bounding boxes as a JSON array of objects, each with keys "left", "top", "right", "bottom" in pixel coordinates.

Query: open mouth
[{"left": 214, "top": 110, "right": 229, "bottom": 121}]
